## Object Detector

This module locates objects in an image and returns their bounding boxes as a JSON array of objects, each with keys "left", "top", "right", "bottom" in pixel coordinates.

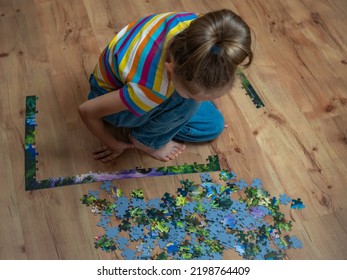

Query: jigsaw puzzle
[
  {"left": 236, "top": 69, "right": 265, "bottom": 109},
  {"left": 25, "top": 96, "right": 221, "bottom": 191},
  {"left": 81, "top": 172, "right": 305, "bottom": 260}
]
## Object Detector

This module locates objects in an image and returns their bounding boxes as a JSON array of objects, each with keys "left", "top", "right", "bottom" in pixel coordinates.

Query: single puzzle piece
[
  {"left": 94, "top": 235, "right": 117, "bottom": 252},
  {"left": 118, "top": 219, "right": 131, "bottom": 232},
  {"left": 250, "top": 178, "right": 263, "bottom": 189},
  {"left": 130, "top": 197, "right": 147, "bottom": 210},
  {"left": 181, "top": 201, "right": 197, "bottom": 214},
  {"left": 223, "top": 214, "right": 237, "bottom": 229},
  {"left": 105, "top": 227, "right": 119, "bottom": 239},
  {"left": 122, "top": 248, "right": 137, "bottom": 260},
  {"left": 116, "top": 197, "right": 130, "bottom": 218},
  {"left": 234, "top": 179, "right": 248, "bottom": 190},
  {"left": 250, "top": 205, "right": 269, "bottom": 219},
  {"left": 129, "top": 225, "right": 144, "bottom": 241},
  {"left": 291, "top": 198, "right": 305, "bottom": 210},
  {"left": 80, "top": 194, "right": 97, "bottom": 206},
  {"left": 140, "top": 248, "right": 152, "bottom": 260},
  {"left": 97, "top": 216, "right": 110, "bottom": 229},
  {"left": 235, "top": 244, "right": 246, "bottom": 256},
  {"left": 131, "top": 189, "right": 144, "bottom": 199},
  {"left": 116, "top": 236, "right": 129, "bottom": 251},
  {"left": 200, "top": 173, "right": 212, "bottom": 182},
  {"left": 289, "top": 235, "right": 303, "bottom": 249},
  {"left": 167, "top": 242, "right": 179, "bottom": 254},
  {"left": 279, "top": 194, "right": 292, "bottom": 205},
  {"left": 158, "top": 238, "right": 169, "bottom": 249},
  {"left": 99, "top": 181, "right": 112, "bottom": 193},
  {"left": 175, "top": 195, "right": 188, "bottom": 207},
  {"left": 147, "top": 198, "right": 161, "bottom": 208},
  {"left": 219, "top": 170, "right": 236, "bottom": 181},
  {"left": 88, "top": 190, "right": 100, "bottom": 198}
]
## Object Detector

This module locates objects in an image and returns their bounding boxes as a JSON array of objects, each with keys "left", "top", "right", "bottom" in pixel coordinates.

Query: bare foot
[{"left": 129, "top": 135, "right": 186, "bottom": 162}]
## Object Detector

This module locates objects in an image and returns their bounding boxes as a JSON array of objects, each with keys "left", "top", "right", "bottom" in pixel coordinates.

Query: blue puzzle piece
[
  {"left": 116, "top": 197, "right": 130, "bottom": 218},
  {"left": 105, "top": 227, "right": 119, "bottom": 239},
  {"left": 140, "top": 248, "right": 152, "bottom": 259},
  {"left": 279, "top": 194, "right": 292, "bottom": 205},
  {"left": 219, "top": 170, "right": 236, "bottom": 181},
  {"left": 88, "top": 190, "right": 100, "bottom": 198},
  {"left": 99, "top": 181, "right": 112, "bottom": 193},
  {"left": 223, "top": 214, "right": 237, "bottom": 229},
  {"left": 200, "top": 173, "right": 212, "bottom": 182},
  {"left": 216, "top": 231, "right": 232, "bottom": 246},
  {"left": 130, "top": 225, "right": 144, "bottom": 241},
  {"left": 290, "top": 236, "right": 303, "bottom": 249},
  {"left": 197, "top": 255, "right": 212, "bottom": 260},
  {"left": 291, "top": 198, "right": 305, "bottom": 210},
  {"left": 235, "top": 244, "right": 246, "bottom": 256},
  {"left": 158, "top": 238, "right": 168, "bottom": 249},
  {"left": 250, "top": 205, "right": 269, "bottom": 219},
  {"left": 122, "top": 248, "right": 137, "bottom": 260},
  {"left": 147, "top": 198, "right": 161, "bottom": 208},
  {"left": 131, "top": 198, "right": 147, "bottom": 210},
  {"left": 209, "top": 252, "right": 223, "bottom": 260},
  {"left": 181, "top": 201, "right": 197, "bottom": 213},
  {"left": 234, "top": 179, "right": 248, "bottom": 190},
  {"left": 250, "top": 178, "right": 263, "bottom": 189},
  {"left": 116, "top": 236, "right": 129, "bottom": 251},
  {"left": 168, "top": 228, "right": 186, "bottom": 244},
  {"left": 241, "top": 215, "right": 256, "bottom": 229},
  {"left": 142, "top": 239, "right": 156, "bottom": 250},
  {"left": 97, "top": 216, "right": 110, "bottom": 229},
  {"left": 167, "top": 242, "right": 179, "bottom": 254}
]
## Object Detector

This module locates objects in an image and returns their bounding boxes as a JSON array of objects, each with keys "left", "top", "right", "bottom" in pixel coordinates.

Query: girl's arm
[{"left": 78, "top": 90, "right": 134, "bottom": 161}]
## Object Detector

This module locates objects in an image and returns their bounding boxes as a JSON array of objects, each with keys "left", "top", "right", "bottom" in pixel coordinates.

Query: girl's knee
[{"left": 211, "top": 111, "right": 225, "bottom": 139}]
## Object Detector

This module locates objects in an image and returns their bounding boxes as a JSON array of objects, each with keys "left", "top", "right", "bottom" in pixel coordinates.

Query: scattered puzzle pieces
[{"left": 81, "top": 170, "right": 305, "bottom": 260}]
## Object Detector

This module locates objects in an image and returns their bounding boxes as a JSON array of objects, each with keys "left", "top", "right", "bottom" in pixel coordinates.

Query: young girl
[{"left": 79, "top": 9, "right": 253, "bottom": 162}]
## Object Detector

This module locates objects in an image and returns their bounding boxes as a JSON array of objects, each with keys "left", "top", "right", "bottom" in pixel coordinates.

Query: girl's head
[{"left": 166, "top": 9, "right": 253, "bottom": 100}]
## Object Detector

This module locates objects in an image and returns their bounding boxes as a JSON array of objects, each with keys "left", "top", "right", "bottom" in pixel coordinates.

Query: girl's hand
[{"left": 92, "top": 141, "right": 134, "bottom": 162}]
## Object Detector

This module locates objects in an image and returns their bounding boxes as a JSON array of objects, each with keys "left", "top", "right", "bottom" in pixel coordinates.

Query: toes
[
  {"left": 176, "top": 143, "right": 186, "bottom": 151},
  {"left": 167, "top": 153, "right": 177, "bottom": 160},
  {"left": 161, "top": 156, "right": 170, "bottom": 162}
]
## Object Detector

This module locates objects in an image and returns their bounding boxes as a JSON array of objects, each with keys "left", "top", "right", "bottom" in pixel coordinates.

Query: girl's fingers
[
  {"left": 92, "top": 146, "right": 108, "bottom": 154},
  {"left": 101, "top": 153, "right": 119, "bottom": 162},
  {"left": 93, "top": 149, "right": 112, "bottom": 160}
]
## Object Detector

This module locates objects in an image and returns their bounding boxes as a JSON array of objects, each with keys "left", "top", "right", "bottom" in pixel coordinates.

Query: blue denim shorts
[{"left": 88, "top": 74, "right": 224, "bottom": 149}]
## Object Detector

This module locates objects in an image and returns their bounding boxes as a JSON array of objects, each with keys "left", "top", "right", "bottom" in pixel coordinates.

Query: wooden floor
[{"left": 1, "top": 0, "right": 346, "bottom": 260}]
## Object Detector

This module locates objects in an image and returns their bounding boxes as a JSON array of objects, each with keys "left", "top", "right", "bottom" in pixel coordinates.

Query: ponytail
[{"left": 167, "top": 9, "right": 253, "bottom": 90}]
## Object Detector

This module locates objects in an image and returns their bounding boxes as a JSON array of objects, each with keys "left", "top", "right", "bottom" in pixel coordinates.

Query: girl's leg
[
  {"left": 129, "top": 92, "right": 200, "bottom": 161},
  {"left": 174, "top": 101, "right": 225, "bottom": 142}
]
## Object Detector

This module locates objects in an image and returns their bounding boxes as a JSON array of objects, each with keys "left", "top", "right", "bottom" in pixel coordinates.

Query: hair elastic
[{"left": 210, "top": 44, "right": 221, "bottom": 54}]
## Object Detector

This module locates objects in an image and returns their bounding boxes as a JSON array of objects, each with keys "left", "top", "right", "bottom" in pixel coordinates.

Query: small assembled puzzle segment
[
  {"left": 236, "top": 69, "right": 265, "bottom": 109},
  {"left": 25, "top": 96, "right": 39, "bottom": 190},
  {"left": 81, "top": 172, "right": 305, "bottom": 260}
]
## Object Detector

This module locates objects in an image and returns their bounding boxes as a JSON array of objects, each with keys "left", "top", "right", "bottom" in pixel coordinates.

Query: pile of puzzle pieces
[{"left": 81, "top": 171, "right": 304, "bottom": 260}]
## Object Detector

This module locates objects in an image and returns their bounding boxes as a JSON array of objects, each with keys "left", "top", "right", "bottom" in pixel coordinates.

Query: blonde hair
[{"left": 167, "top": 9, "right": 253, "bottom": 92}]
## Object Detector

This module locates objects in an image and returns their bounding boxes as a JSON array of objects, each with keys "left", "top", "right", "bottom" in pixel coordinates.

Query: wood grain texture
[{"left": 0, "top": 0, "right": 346, "bottom": 259}]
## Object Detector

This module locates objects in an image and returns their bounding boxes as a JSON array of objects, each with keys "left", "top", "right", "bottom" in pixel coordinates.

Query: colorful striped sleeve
[{"left": 94, "top": 12, "right": 198, "bottom": 115}]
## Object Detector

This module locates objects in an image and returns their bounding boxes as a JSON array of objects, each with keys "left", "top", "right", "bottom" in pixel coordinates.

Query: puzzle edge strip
[{"left": 24, "top": 96, "right": 221, "bottom": 191}]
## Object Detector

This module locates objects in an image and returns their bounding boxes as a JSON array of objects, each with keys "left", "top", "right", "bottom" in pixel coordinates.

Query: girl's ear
[
  {"left": 164, "top": 61, "right": 175, "bottom": 79},
  {"left": 164, "top": 61, "right": 174, "bottom": 74}
]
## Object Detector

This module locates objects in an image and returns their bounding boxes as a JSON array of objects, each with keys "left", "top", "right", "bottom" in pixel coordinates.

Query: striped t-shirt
[{"left": 93, "top": 12, "right": 198, "bottom": 116}]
